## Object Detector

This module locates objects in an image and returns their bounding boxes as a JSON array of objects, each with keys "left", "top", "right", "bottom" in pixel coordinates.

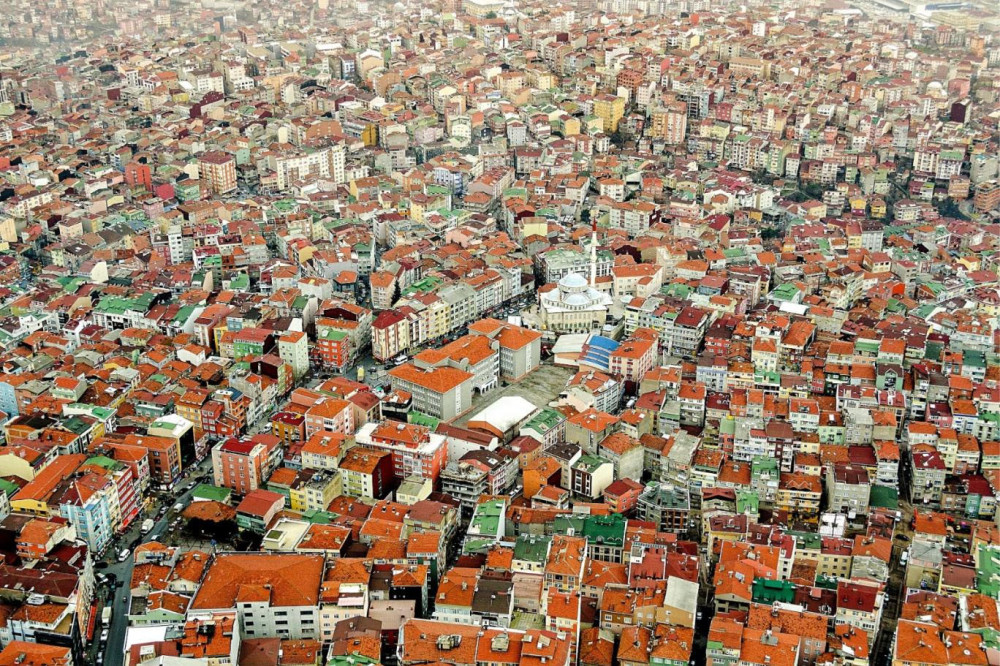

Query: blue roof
[
  {"left": 589, "top": 336, "right": 619, "bottom": 351},
  {"left": 580, "top": 335, "right": 619, "bottom": 372}
]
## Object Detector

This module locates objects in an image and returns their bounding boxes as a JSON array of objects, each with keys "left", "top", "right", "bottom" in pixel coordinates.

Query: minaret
[{"left": 589, "top": 218, "right": 597, "bottom": 288}]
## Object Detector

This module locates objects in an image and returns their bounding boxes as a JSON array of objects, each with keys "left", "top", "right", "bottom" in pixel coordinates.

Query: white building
[{"left": 538, "top": 273, "right": 613, "bottom": 335}]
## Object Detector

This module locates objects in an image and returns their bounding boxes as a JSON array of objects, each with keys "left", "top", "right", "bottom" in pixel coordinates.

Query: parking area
[{"left": 453, "top": 363, "right": 574, "bottom": 427}]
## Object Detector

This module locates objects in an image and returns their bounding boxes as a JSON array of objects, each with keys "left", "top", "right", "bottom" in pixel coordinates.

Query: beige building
[
  {"left": 650, "top": 103, "right": 688, "bottom": 145},
  {"left": 538, "top": 273, "right": 613, "bottom": 335},
  {"left": 198, "top": 151, "right": 237, "bottom": 195}
]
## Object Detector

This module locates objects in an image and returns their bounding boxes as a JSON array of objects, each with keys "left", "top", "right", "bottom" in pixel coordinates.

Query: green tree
[{"left": 801, "top": 182, "right": 824, "bottom": 199}]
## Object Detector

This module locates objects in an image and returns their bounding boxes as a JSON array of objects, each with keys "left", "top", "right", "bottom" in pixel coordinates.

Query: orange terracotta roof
[{"left": 190, "top": 553, "right": 323, "bottom": 610}]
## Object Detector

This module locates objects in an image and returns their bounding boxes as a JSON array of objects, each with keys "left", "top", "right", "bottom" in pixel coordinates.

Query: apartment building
[
  {"left": 189, "top": 553, "right": 324, "bottom": 640},
  {"left": 387, "top": 363, "right": 475, "bottom": 421},
  {"left": 211, "top": 436, "right": 283, "bottom": 496}
]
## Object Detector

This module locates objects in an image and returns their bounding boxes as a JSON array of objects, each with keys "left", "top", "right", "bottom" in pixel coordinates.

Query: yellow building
[
  {"left": 462, "top": 0, "right": 503, "bottom": 18},
  {"left": 581, "top": 116, "right": 604, "bottom": 135},
  {"left": 529, "top": 70, "right": 556, "bottom": 90},
  {"left": 776, "top": 472, "right": 822, "bottom": 521},
  {"left": 561, "top": 116, "right": 581, "bottom": 137},
  {"left": 870, "top": 199, "right": 887, "bottom": 218},
  {"left": 361, "top": 123, "right": 378, "bottom": 148},
  {"left": 289, "top": 470, "right": 342, "bottom": 513},
  {"left": 520, "top": 217, "right": 548, "bottom": 241},
  {"left": 409, "top": 197, "right": 426, "bottom": 223},
  {"left": 0, "top": 217, "right": 17, "bottom": 244},
  {"left": 0, "top": 449, "right": 41, "bottom": 482},
  {"left": 816, "top": 541, "right": 853, "bottom": 579},
  {"left": 593, "top": 95, "right": 626, "bottom": 134},
  {"left": 212, "top": 324, "right": 229, "bottom": 356}
]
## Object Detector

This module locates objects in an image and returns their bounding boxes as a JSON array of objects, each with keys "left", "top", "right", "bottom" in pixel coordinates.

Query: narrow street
[{"left": 99, "top": 458, "right": 213, "bottom": 666}]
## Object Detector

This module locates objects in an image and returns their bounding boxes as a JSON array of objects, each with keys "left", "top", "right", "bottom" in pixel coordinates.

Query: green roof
[
  {"left": 0, "top": 479, "right": 18, "bottom": 497},
  {"left": 510, "top": 610, "right": 546, "bottom": 630},
  {"left": 978, "top": 544, "right": 1000, "bottom": 598},
  {"left": 271, "top": 199, "right": 299, "bottom": 213},
  {"left": 661, "top": 283, "right": 692, "bottom": 299},
  {"left": 788, "top": 531, "right": 821, "bottom": 551},
  {"left": 174, "top": 305, "right": 196, "bottom": 323},
  {"left": 84, "top": 455, "right": 122, "bottom": 471},
  {"left": 869, "top": 485, "right": 898, "bottom": 510},
  {"left": 402, "top": 275, "right": 444, "bottom": 296},
  {"left": 329, "top": 655, "right": 378, "bottom": 666},
  {"left": 965, "top": 350, "right": 987, "bottom": 368},
  {"left": 513, "top": 534, "right": 551, "bottom": 563},
  {"left": 410, "top": 411, "right": 440, "bottom": 429},
  {"left": 973, "top": 627, "right": 1000, "bottom": 650},
  {"left": 95, "top": 296, "right": 140, "bottom": 315},
  {"left": 752, "top": 578, "right": 795, "bottom": 604},
  {"left": 469, "top": 500, "right": 505, "bottom": 538},
  {"left": 921, "top": 281, "right": 945, "bottom": 296},
  {"left": 770, "top": 282, "right": 800, "bottom": 301},
  {"left": 300, "top": 509, "right": 337, "bottom": 524},
  {"left": 752, "top": 457, "right": 779, "bottom": 476},
  {"left": 553, "top": 515, "right": 586, "bottom": 536},
  {"left": 816, "top": 574, "right": 841, "bottom": 590},
  {"left": 573, "top": 454, "right": 610, "bottom": 474},
  {"left": 66, "top": 404, "right": 115, "bottom": 421},
  {"left": 736, "top": 490, "right": 759, "bottom": 514},
  {"left": 318, "top": 329, "right": 348, "bottom": 341},
  {"left": 523, "top": 408, "right": 564, "bottom": 434},
  {"left": 914, "top": 304, "right": 938, "bottom": 321},
  {"left": 462, "top": 537, "right": 495, "bottom": 555},
  {"left": 855, "top": 338, "right": 880, "bottom": 354},
  {"left": 61, "top": 416, "right": 96, "bottom": 435},
  {"left": 192, "top": 484, "right": 231, "bottom": 502},
  {"left": 228, "top": 273, "right": 250, "bottom": 289},
  {"left": 581, "top": 512, "right": 626, "bottom": 547}
]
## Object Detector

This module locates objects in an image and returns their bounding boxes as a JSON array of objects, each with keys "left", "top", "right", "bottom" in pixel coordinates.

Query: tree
[
  {"left": 390, "top": 279, "right": 401, "bottom": 307},
  {"left": 801, "top": 182, "right": 825, "bottom": 200},
  {"left": 935, "top": 197, "right": 969, "bottom": 221}
]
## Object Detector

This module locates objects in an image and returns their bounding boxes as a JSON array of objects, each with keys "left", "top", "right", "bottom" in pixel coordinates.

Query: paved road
[{"left": 100, "top": 458, "right": 213, "bottom": 666}]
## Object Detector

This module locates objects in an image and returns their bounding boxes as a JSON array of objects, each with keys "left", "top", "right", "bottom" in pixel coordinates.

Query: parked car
[{"left": 117, "top": 549, "right": 130, "bottom": 562}]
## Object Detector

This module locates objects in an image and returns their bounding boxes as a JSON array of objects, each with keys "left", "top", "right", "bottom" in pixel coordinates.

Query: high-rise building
[
  {"left": 650, "top": 102, "right": 688, "bottom": 145},
  {"left": 594, "top": 94, "right": 626, "bottom": 134},
  {"left": 199, "top": 151, "right": 237, "bottom": 195}
]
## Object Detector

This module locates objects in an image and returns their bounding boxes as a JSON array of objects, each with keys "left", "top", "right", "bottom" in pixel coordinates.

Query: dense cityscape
[{"left": 0, "top": 0, "right": 999, "bottom": 665}]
